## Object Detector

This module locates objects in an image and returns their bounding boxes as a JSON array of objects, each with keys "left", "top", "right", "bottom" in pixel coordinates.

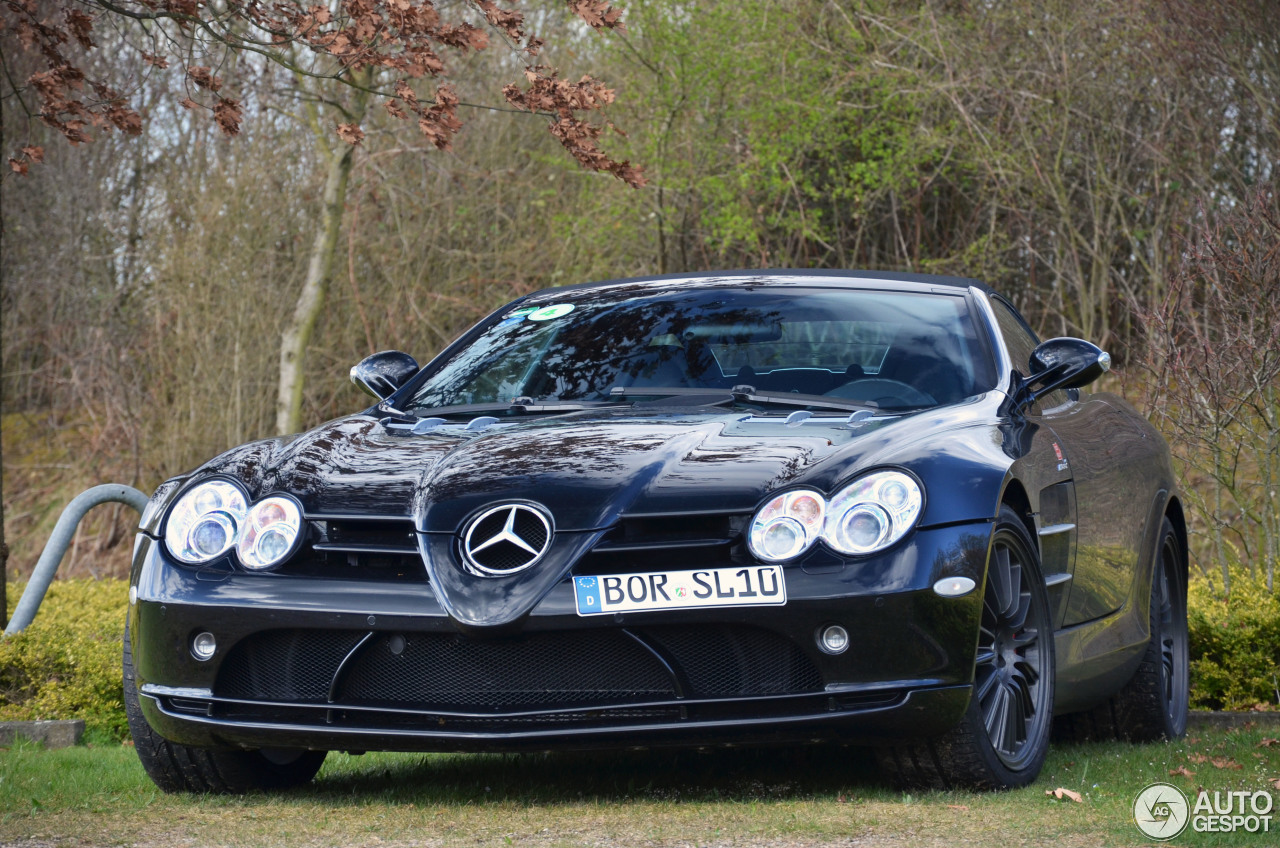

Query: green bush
[
  {"left": 1, "top": 578, "right": 128, "bottom": 740},
  {"left": 1187, "top": 570, "right": 1280, "bottom": 711}
]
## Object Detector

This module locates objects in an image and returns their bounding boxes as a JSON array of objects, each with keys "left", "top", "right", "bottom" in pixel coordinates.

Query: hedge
[
  {"left": 1, "top": 578, "right": 128, "bottom": 739},
  {"left": 1, "top": 572, "right": 1276, "bottom": 744},
  {"left": 1187, "top": 569, "right": 1280, "bottom": 711}
]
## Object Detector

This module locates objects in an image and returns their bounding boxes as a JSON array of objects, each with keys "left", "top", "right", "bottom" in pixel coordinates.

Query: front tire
[
  {"left": 879, "top": 505, "right": 1055, "bottom": 789},
  {"left": 124, "top": 618, "right": 326, "bottom": 793}
]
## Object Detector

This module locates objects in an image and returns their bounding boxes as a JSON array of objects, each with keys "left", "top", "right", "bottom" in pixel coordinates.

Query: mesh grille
[
  {"left": 641, "top": 625, "right": 824, "bottom": 697},
  {"left": 336, "top": 631, "right": 675, "bottom": 708},
  {"left": 216, "top": 630, "right": 365, "bottom": 702},
  {"left": 212, "top": 624, "right": 822, "bottom": 711}
]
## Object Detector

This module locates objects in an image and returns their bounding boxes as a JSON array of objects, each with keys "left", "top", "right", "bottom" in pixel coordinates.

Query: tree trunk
[
  {"left": 275, "top": 74, "right": 372, "bottom": 435},
  {"left": 275, "top": 142, "right": 357, "bottom": 434}
]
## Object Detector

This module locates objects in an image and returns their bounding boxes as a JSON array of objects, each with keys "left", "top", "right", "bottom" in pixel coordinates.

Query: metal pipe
[{"left": 4, "top": 484, "right": 149, "bottom": 636}]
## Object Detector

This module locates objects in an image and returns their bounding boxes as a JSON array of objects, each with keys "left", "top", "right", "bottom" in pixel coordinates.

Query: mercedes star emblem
[{"left": 461, "top": 503, "right": 553, "bottom": 576}]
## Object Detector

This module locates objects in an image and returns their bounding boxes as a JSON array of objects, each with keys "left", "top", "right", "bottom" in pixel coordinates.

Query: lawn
[{"left": 1, "top": 725, "right": 1276, "bottom": 847}]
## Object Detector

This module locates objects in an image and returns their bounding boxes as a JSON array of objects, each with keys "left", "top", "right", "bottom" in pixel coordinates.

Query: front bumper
[{"left": 129, "top": 521, "right": 991, "bottom": 752}]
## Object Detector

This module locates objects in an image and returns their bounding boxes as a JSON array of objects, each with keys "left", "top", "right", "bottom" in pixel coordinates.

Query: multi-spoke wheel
[
  {"left": 878, "top": 504, "right": 1054, "bottom": 789},
  {"left": 973, "top": 514, "right": 1053, "bottom": 773},
  {"left": 1054, "top": 517, "right": 1188, "bottom": 742}
]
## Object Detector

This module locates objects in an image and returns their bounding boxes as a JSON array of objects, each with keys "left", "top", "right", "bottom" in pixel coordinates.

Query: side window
[
  {"left": 990, "top": 298, "right": 1069, "bottom": 409},
  {"left": 990, "top": 299, "right": 1038, "bottom": 378}
]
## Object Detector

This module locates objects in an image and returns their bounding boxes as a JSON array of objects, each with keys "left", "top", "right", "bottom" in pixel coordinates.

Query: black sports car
[{"left": 125, "top": 270, "right": 1189, "bottom": 792}]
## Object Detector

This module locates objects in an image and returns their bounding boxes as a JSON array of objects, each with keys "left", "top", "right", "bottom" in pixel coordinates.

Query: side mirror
[
  {"left": 350, "top": 350, "right": 419, "bottom": 400},
  {"left": 1023, "top": 337, "right": 1111, "bottom": 403}
]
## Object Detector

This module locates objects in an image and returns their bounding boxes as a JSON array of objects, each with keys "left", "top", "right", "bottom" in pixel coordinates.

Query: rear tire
[
  {"left": 878, "top": 505, "right": 1054, "bottom": 789},
  {"left": 124, "top": 618, "right": 326, "bottom": 793},
  {"left": 1053, "top": 517, "right": 1188, "bottom": 742}
]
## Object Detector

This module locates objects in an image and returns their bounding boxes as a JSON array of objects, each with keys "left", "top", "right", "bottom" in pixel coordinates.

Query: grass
[{"left": 1, "top": 726, "right": 1277, "bottom": 847}]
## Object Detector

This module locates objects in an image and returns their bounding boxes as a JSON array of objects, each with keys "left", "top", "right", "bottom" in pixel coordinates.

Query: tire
[
  {"left": 124, "top": 618, "right": 326, "bottom": 793},
  {"left": 879, "top": 505, "right": 1055, "bottom": 789},
  {"left": 1053, "top": 517, "right": 1188, "bottom": 742}
]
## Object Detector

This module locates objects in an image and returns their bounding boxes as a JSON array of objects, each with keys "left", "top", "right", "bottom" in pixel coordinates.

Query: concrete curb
[
  {"left": 1188, "top": 710, "right": 1280, "bottom": 729},
  {"left": 0, "top": 719, "right": 85, "bottom": 749}
]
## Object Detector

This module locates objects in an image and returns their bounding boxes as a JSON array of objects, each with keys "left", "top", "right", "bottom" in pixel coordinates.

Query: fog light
[
  {"left": 191, "top": 631, "right": 217, "bottom": 661},
  {"left": 819, "top": 624, "right": 849, "bottom": 655},
  {"left": 933, "top": 576, "right": 977, "bottom": 597}
]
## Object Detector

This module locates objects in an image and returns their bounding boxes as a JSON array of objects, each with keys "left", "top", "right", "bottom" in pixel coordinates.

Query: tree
[{"left": 2, "top": 0, "right": 644, "bottom": 434}]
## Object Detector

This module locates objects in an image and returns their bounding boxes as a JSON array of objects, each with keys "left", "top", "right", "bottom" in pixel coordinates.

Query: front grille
[
  {"left": 337, "top": 631, "right": 675, "bottom": 708},
  {"left": 285, "top": 515, "right": 425, "bottom": 581},
  {"left": 645, "top": 625, "right": 824, "bottom": 697},
  {"left": 218, "top": 630, "right": 367, "bottom": 701},
  {"left": 579, "top": 512, "right": 749, "bottom": 574},
  {"left": 212, "top": 624, "right": 823, "bottom": 712}
]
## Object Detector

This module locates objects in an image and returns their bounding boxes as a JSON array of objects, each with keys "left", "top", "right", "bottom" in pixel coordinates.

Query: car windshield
[{"left": 403, "top": 282, "right": 997, "bottom": 413}]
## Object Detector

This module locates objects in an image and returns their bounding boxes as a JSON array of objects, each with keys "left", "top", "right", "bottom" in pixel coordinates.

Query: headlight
[
  {"left": 825, "top": 470, "right": 923, "bottom": 555},
  {"left": 237, "top": 496, "right": 304, "bottom": 570},
  {"left": 746, "top": 471, "right": 923, "bottom": 562},
  {"left": 748, "top": 489, "right": 826, "bottom": 561},
  {"left": 164, "top": 481, "right": 303, "bottom": 571},
  {"left": 165, "top": 480, "right": 249, "bottom": 563}
]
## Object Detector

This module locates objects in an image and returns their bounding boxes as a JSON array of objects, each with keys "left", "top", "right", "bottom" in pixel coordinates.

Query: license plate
[{"left": 573, "top": 565, "right": 786, "bottom": 616}]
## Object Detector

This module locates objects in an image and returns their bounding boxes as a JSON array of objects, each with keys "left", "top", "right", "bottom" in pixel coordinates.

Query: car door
[{"left": 987, "top": 298, "right": 1149, "bottom": 627}]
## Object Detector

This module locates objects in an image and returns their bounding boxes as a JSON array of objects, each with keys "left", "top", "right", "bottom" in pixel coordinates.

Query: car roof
[{"left": 522, "top": 269, "right": 995, "bottom": 302}]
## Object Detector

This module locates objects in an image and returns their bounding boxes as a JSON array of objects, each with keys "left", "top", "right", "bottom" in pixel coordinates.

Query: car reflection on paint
[{"left": 125, "top": 270, "right": 1189, "bottom": 793}]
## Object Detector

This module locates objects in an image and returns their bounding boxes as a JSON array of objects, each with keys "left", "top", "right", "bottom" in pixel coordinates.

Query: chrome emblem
[{"left": 461, "top": 503, "right": 554, "bottom": 576}]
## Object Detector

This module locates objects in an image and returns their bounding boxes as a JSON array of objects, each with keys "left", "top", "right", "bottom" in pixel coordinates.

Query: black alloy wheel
[
  {"left": 974, "top": 515, "right": 1053, "bottom": 771},
  {"left": 1154, "top": 527, "right": 1190, "bottom": 734},
  {"left": 877, "top": 504, "right": 1054, "bottom": 789},
  {"left": 1051, "top": 516, "right": 1188, "bottom": 743}
]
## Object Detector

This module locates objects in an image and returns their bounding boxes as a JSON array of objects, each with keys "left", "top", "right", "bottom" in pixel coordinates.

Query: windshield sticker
[
  {"left": 499, "top": 307, "right": 538, "bottom": 325},
  {"left": 527, "top": 303, "right": 575, "bottom": 322}
]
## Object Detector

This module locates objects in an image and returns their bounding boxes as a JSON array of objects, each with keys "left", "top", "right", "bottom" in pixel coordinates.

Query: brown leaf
[
  {"left": 21, "top": 145, "right": 43, "bottom": 162},
  {"left": 213, "top": 97, "right": 241, "bottom": 136},
  {"left": 1271, "top": 778, "right": 1280, "bottom": 791},
  {"left": 187, "top": 66, "right": 222, "bottom": 93},
  {"left": 178, "top": 98, "right": 199, "bottom": 110},
  {"left": 1210, "top": 756, "right": 1243, "bottom": 770},
  {"left": 142, "top": 52, "right": 169, "bottom": 69},
  {"left": 1258, "top": 738, "right": 1279, "bottom": 748},
  {"left": 8, "top": 158, "right": 29, "bottom": 175},
  {"left": 336, "top": 122, "right": 364, "bottom": 145},
  {"left": 1045, "top": 787, "right": 1083, "bottom": 802},
  {"left": 1169, "top": 766, "right": 1195, "bottom": 778},
  {"left": 1188, "top": 753, "right": 1209, "bottom": 763}
]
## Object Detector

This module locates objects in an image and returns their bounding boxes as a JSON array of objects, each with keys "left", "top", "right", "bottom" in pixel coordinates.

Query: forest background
[{"left": 1, "top": 0, "right": 1278, "bottom": 655}]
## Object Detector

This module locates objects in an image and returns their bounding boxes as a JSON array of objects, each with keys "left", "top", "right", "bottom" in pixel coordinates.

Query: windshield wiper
[
  {"left": 386, "top": 399, "right": 627, "bottom": 421},
  {"left": 728, "top": 385, "right": 879, "bottom": 414},
  {"left": 606, "top": 385, "right": 879, "bottom": 413}
]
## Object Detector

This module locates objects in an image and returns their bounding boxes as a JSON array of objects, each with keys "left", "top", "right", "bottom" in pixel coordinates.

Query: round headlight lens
[
  {"left": 166, "top": 481, "right": 248, "bottom": 563},
  {"left": 824, "top": 470, "right": 923, "bottom": 556},
  {"left": 748, "top": 489, "right": 826, "bottom": 562},
  {"left": 237, "top": 495, "right": 303, "bottom": 571},
  {"left": 834, "top": 504, "right": 891, "bottom": 553}
]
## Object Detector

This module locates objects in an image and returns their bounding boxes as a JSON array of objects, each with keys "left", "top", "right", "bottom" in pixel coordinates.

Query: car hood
[
  {"left": 198, "top": 401, "right": 1006, "bottom": 529},
  {"left": 193, "top": 401, "right": 1005, "bottom": 631},
  {"left": 202, "top": 407, "right": 959, "bottom": 526}
]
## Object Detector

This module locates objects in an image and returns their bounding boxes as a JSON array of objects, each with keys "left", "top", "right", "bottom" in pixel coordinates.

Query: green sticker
[
  {"left": 527, "top": 303, "right": 576, "bottom": 322},
  {"left": 509, "top": 307, "right": 537, "bottom": 317}
]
